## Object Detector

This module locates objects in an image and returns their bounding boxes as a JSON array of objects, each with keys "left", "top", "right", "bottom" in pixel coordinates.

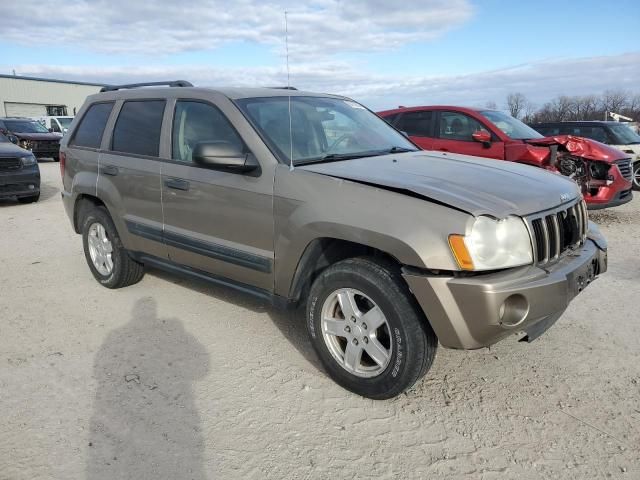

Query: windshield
[
  {"left": 236, "top": 96, "right": 417, "bottom": 165},
  {"left": 57, "top": 117, "right": 73, "bottom": 129},
  {"left": 480, "top": 110, "right": 544, "bottom": 140},
  {"left": 5, "top": 120, "right": 50, "bottom": 134},
  {"left": 608, "top": 123, "right": 640, "bottom": 145}
]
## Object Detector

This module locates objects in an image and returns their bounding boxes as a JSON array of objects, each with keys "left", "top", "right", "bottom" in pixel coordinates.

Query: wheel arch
[{"left": 285, "top": 237, "right": 402, "bottom": 304}]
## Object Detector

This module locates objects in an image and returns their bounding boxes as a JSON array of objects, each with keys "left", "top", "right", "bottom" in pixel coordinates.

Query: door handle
[
  {"left": 101, "top": 165, "right": 119, "bottom": 176},
  {"left": 164, "top": 178, "right": 190, "bottom": 191}
]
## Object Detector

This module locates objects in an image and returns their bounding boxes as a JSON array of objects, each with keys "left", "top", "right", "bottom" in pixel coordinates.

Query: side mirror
[
  {"left": 8, "top": 135, "right": 18, "bottom": 144},
  {"left": 192, "top": 141, "right": 258, "bottom": 173},
  {"left": 48, "top": 128, "right": 54, "bottom": 133},
  {"left": 472, "top": 130, "right": 492, "bottom": 147}
]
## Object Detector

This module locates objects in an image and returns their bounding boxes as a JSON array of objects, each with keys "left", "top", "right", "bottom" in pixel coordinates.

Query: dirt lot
[{"left": 1, "top": 162, "right": 638, "bottom": 479}]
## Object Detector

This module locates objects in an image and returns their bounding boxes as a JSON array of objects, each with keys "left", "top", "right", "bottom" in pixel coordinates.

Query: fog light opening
[{"left": 499, "top": 294, "right": 529, "bottom": 327}]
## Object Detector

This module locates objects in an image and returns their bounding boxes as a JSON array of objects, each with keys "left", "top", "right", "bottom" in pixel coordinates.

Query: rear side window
[
  {"left": 567, "top": 126, "right": 609, "bottom": 144},
  {"left": 71, "top": 102, "right": 114, "bottom": 149},
  {"left": 395, "top": 111, "right": 433, "bottom": 137},
  {"left": 535, "top": 125, "right": 560, "bottom": 136},
  {"left": 112, "top": 100, "right": 165, "bottom": 157}
]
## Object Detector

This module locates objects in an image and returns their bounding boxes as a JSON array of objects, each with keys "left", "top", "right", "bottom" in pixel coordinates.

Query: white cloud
[
  {"left": 2, "top": 0, "right": 473, "bottom": 57},
  {"left": 7, "top": 52, "right": 640, "bottom": 110}
]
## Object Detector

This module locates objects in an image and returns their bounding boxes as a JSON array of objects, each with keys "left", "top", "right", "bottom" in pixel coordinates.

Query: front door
[
  {"left": 432, "top": 111, "right": 504, "bottom": 159},
  {"left": 160, "top": 99, "right": 275, "bottom": 291}
]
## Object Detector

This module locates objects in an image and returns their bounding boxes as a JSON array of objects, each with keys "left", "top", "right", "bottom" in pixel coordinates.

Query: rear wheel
[
  {"left": 633, "top": 161, "right": 640, "bottom": 191},
  {"left": 307, "top": 257, "right": 437, "bottom": 399},
  {"left": 81, "top": 206, "right": 144, "bottom": 288}
]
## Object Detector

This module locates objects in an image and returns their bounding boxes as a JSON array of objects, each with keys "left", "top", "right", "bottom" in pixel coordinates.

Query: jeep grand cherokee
[{"left": 60, "top": 82, "right": 607, "bottom": 399}]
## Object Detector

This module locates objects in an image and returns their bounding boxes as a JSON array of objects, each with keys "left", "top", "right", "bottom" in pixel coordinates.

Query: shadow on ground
[
  {"left": 146, "top": 268, "right": 320, "bottom": 370},
  {"left": 87, "top": 298, "right": 210, "bottom": 479}
]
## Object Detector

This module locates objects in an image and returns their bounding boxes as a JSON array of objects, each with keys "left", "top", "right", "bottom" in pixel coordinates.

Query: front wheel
[
  {"left": 18, "top": 193, "right": 40, "bottom": 204},
  {"left": 633, "top": 161, "right": 640, "bottom": 191},
  {"left": 307, "top": 257, "right": 437, "bottom": 399}
]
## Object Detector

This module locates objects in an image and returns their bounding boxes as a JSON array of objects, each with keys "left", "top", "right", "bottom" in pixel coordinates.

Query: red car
[{"left": 378, "top": 106, "right": 633, "bottom": 209}]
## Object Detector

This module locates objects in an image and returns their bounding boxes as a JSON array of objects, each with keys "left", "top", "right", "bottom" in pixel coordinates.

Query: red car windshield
[{"left": 481, "top": 111, "right": 543, "bottom": 140}]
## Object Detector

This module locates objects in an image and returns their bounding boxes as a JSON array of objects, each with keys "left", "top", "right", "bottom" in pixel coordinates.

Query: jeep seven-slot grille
[
  {"left": 527, "top": 200, "right": 587, "bottom": 266},
  {"left": 0, "top": 157, "right": 22, "bottom": 172},
  {"left": 616, "top": 158, "right": 633, "bottom": 182}
]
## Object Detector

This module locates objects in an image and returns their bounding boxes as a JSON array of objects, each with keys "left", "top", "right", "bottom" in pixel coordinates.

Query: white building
[{"left": 0, "top": 74, "right": 104, "bottom": 118}]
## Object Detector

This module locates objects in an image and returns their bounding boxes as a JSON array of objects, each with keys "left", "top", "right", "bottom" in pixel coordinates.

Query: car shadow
[
  {"left": 86, "top": 298, "right": 210, "bottom": 479},
  {"left": 146, "top": 267, "right": 321, "bottom": 371}
]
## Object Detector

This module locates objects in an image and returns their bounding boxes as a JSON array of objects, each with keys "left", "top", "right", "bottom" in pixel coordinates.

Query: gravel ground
[{"left": 1, "top": 162, "right": 638, "bottom": 480}]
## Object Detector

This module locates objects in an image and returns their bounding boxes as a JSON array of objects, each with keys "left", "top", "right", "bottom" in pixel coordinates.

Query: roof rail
[
  {"left": 269, "top": 86, "right": 298, "bottom": 90},
  {"left": 100, "top": 80, "right": 193, "bottom": 93}
]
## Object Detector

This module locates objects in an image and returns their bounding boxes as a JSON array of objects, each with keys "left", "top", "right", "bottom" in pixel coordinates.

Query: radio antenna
[
  {"left": 285, "top": 10, "right": 291, "bottom": 89},
  {"left": 285, "top": 11, "right": 294, "bottom": 170}
]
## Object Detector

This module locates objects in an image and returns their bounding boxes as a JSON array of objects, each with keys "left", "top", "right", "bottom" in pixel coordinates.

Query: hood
[
  {"left": 13, "top": 132, "right": 62, "bottom": 141},
  {"left": 0, "top": 142, "right": 31, "bottom": 157},
  {"left": 525, "top": 135, "right": 628, "bottom": 163},
  {"left": 298, "top": 151, "right": 580, "bottom": 218}
]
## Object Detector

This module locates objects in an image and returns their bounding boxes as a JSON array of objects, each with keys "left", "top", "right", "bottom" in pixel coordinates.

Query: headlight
[
  {"left": 449, "top": 216, "right": 533, "bottom": 271},
  {"left": 20, "top": 154, "right": 37, "bottom": 166}
]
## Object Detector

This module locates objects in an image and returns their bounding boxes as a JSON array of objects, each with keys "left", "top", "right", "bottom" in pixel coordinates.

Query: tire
[
  {"left": 306, "top": 257, "right": 437, "bottom": 399},
  {"left": 18, "top": 193, "right": 40, "bottom": 204},
  {"left": 633, "top": 161, "right": 640, "bottom": 192},
  {"left": 80, "top": 206, "right": 144, "bottom": 288}
]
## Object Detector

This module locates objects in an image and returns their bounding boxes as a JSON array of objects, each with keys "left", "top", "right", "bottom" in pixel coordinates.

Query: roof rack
[
  {"left": 100, "top": 80, "right": 193, "bottom": 93},
  {"left": 269, "top": 86, "right": 298, "bottom": 90}
]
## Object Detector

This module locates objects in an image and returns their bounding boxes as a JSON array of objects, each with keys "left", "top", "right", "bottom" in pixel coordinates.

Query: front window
[
  {"left": 4, "top": 120, "right": 50, "bottom": 134},
  {"left": 481, "top": 110, "right": 543, "bottom": 140},
  {"left": 608, "top": 123, "right": 640, "bottom": 145},
  {"left": 236, "top": 96, "right": 417, "bottom": 165}
]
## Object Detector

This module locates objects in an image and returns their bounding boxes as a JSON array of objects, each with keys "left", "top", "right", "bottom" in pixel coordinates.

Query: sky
[{"left": 1, "top": 0, "right": 639, "bottom": 110}]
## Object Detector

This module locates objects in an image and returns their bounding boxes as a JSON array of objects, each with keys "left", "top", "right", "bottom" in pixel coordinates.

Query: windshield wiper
[
  {"left": 295, "top": 151, "right": 384, "bottom": 166},
  {"left": 295, "top": 146, "right": 417, "bottom": 166},
  {"left": 383, "top": 146, "right": 417, "bottom": 153}
]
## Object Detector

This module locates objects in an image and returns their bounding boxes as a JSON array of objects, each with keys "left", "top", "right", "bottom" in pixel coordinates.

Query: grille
[
  {"left": 0, "top": 157, "right": 22, "bottom": 172},
  {"left": 616, "top": 158, "right": 633, "bottom": 182},
  {"left": 527, "top": 200, "right": 587, "bottom": 266}
]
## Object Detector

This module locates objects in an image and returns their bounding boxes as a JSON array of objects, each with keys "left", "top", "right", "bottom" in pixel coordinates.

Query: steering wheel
[{"left": 325, "top": 133, "right": 357, "bottom": 155}]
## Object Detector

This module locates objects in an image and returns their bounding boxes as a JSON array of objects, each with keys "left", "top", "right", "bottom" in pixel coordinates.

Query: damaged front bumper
[{"left": 403, "top": 230, "right": 607, "bottom": 350}]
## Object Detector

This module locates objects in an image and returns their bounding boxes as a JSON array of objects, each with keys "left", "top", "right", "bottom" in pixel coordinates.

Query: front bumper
[
  {"left": 584, "top": 163, "right": 633, "bottom": 209},
  {"left": 403, "top": 235, "right": 607, "bottom": 350},
  {"left": 0, "top": 167, "right": 41, "bottom": 198}
]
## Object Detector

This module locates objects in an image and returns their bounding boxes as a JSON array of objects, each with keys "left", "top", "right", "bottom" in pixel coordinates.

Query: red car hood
[
  {"left": 14, "top": 132, "right": 62, "bottom": 141},
  {"left": 524, "top": 135, "right": 627, "bottom": 163}
]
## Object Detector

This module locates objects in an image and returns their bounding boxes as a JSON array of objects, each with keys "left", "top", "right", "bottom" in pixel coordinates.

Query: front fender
[{"left": 273, "top": 166, "right": 469, "bottom": 296}]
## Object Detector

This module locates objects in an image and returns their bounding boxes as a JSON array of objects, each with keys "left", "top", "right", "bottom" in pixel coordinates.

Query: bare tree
[
  {"left": 484, "top": 100, "right": 498, "bottom": 110},
  {"left": 506, "top": 92, "right": 527, "bottom": 119},
  {"left": 600, "top": 89, "right": 629, "bottom": 118}
]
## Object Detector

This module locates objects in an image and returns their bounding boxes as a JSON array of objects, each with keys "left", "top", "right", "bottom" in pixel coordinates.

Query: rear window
[
  {"left": 71, "top": 102, "right": 114, "bottom": 149},
  {"left": 111, "top": 100, "right": 165, "bottom": 157}
]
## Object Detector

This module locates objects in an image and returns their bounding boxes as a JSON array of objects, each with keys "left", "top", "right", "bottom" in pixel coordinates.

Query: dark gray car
[
  {"left": 60, "top": 82, "right": 607, "bottom": 399},
  {"left": 0, "top": 133, "right": 40, "bottom": 203}
]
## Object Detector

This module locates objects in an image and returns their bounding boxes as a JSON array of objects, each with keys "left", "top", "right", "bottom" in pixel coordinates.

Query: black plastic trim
[{"left": 125, "top": 220, "right": 272, "bottom": 273}]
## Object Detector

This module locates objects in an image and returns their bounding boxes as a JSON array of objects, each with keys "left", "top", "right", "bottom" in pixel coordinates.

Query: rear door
[
  {"left": 98, "top": 99, "right": 167, "bottom": 258},
  {"left": 160, "top": 98, "right": 275, "bottom": 291},
  {"left": 394, "top": 110, "right": 435, "bottom": 150}
]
